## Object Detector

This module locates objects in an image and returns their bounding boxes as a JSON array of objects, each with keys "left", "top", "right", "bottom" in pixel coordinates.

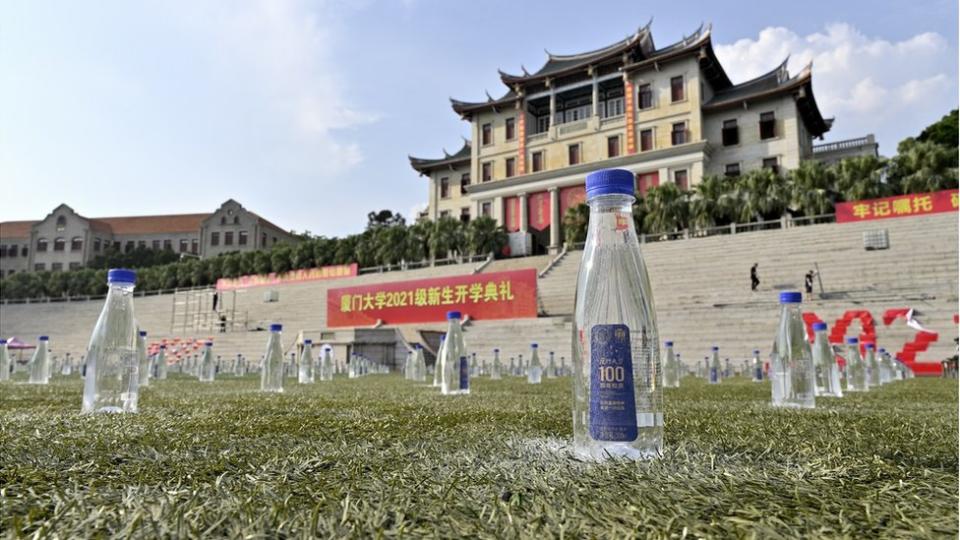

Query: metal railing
[{"left": 813, "top": 136, "right": 874, "bottom": 154}]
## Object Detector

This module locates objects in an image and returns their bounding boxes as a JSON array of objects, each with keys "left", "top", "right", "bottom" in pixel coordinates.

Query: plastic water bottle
[
  {"left": 470, "top": 352, "right": 478, "bottom": 377},
  {"left": 408, "top": 344, "right": 424, "bottom": 382},
  {"left": 261, "top": 324, "right": 284, "bottom": 393},
  {"left": 864, "top": 344, "right": 880, "bottom": 388},
  {"left": 750, "top": 350, "right": 763, "bottom": 382},
  {"left": 527, "top": 343, "right": 543, "bottom": 384},
  {"left": 199, "top": 341, "right": 215, "bottom": 382},
  {"left": 317, "top": 347, "right": 332, "bottom": 381},
  {"left": 490, "top": 348, "right": 502, "bottom": 379},
  {"left": 572, "top": 169, "right": 661, "bottom": 460},
  {"left": 440, "top": 311, "right": 469, "bottom": 395},
  {"left": 136, "top": 331, "right": 150, "bottom": 387},
  {"left": 432, "top": 336, "right": 446, "bottom": 387},
  {"left": 708, "top": 346, "right": 721, "bottom": 384},
  {"left": 517, "top": 353, "right": 525, "bottom": 377},
  {"left": 299, "top": 340, "right": 315, "bottom": 384},
  {"left": 811, "top": 322, "right": 842, "bottom": 397},
  {"left": 661, "top": 341, "right": 679, "bottom": 388},
  {"left": 546, "top": 351, "right": 557, "bottom": 379},
  {"left": 560, "top": 355, "right": 567, "bottom": 377},
  {"left": 155, "top": 346, "right": 167, "bottom": 380},
  {"left": 724, "top": 358, "right": 731, "bottom": 379},
  {"left": 28, "top": 336, "right": 50, "bottom": 384},
  {"left": 508, "top": 356, "right": 516, "bottom": 376},
  {"left": 845, "top": 338, "right": 868, "bottom": 391},
  {"left": 82, "top": 269, "right": 140, "bottom": 413},
  {"left": 0, "top": 339, "right": 10, "bottom": 382},
  {"left": 770, "top": 291, "right": 815, "bottom": 409}
]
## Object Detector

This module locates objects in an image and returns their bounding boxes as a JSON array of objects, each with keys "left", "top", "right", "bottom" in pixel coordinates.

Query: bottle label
[
  {"left": 755, "top": 367, "right": 763, "bottom": 380},
  {"left": 589, "top": 324, "right": 638, "bottom": 442},
  {"left": 710, "top": 367, "right": 718, "bottom": 383},
  {"left": 459, "top": 356, "right": 469, "bottom": 390}
]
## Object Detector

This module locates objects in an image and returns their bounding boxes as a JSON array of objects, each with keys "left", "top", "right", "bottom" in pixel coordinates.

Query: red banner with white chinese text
[
  {"left": 528, "top": 191, "right": 551, "bottom": 231},
  {"left": 504, "top": 196, "right": 521, "bottom": 232},
  {"left": 835, "top": 189, "right": 958, "bottom": 223},
  {"left": 326, "top": 269, "right": 538, "bottom": 327},
  {"left": 216, "top": 264, "right": 357, "bottom": 291},
  {"left": 560, "top": 184, "right": 586, "bottom": 218}
]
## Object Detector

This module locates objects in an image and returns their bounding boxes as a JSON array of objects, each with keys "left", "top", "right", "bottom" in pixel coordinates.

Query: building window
[
  {"left": 5, "top": 245, "right": 14, "bottom": 258},
  {"left": 233, "top": 216, "right": 240, "bottom": 225},
  {"left": 481, "top": 123, "right": 492, "bottom": 146},
  {"left": 224, "top": 231, "right": 234, "bottom": 246},
  {"left": 56, "top": 216, "right": 66, "bottom": 232},
  {"left": 505, "top": 157, "right": 516, "bottom": 178},
  {"left": 440, "top": 177, "right": 450, "bottom": 199},
  {"left": 674, "top": 169, "right": 689, "bottom": 191},
  {"left": 238, "top": 231, "right": 248, "bottom": 246},
  {"left": 220, "top": 216, "right": 227, "bottom": 225},
  {"left": 211, "top": 232, "right": 220, "bottom": 246},
  {"left": 671, "top": 122, "right": 687, "bottom": 146},
  {"left": 607, "top": 136, "right": 621, "bottom": 158},
  {"left": 163, "top": 239, "right": 172, "bottom": 251},
  {"left": 69, "top": 262, "right": 81, "bottom": 271},
  {"left": 722, "top": 119, "right": 739, "bottom": 146},
  {"left": 638, "top": 84, "right": 653, "bottom": 109},
  {"left": 460, "top": 207, "right": 470, "bottom": 224},
  {"left": 179, "top": 239, "right": 188, "bottom": 253},
  {"left": 481, "top": 162, "right": 493, "bottom": 182},
  {"left": 505, "top": 117, "right": 516, "bottom": 141},
  {"left": 568, "top": 144, "right": 581, "bottom": 165},
  {"left": 460, "top": 173, "right": 470, "bottom": 195},
  {"left": 125, "top": 241, "right": 134, "bottom": 253},
  {"left": 0, "top": 245, "right": 5, "bottom": 258},
  {"left": 21, "top": 246, "right": 27, "bottom": 257},
  {"left": 439, "top": 210, "right": 450, "bottom": 219},
  {"left": 37, "top": 238, "right": 48, "bottom": 252},
  {"left": 531, "top": 151, "right": 544, "bottom": 173},
  {"left": 51, "top": 262, "right": 63, "bottom": 272},
  {"left": 725, "top": 163, "right": 741, "bottom": 177},
  {"left": 763, "top": 157, "right": 780, "bottom": 175},
  {"left": 272, "top": 236, "right": 277, "bottom": 245},
  {"left": 191, "top": 239, "right": 198, "bottom": 254},
  {"left": 35, "top": 263, "right": 45, "bottom": 271},
  {"left": 151, "top": 240, "right": 160, "bottom": 250},
  {"left": 261, "top": 233, "right": 267, "bottom": 247},
  {"left": 54, "top": 237, "right": 66, "bottom": 252},
  {"left": 640, "top": 129, "right": 654, "bottom": 152},
  {"left": 93, "top": 238, "right": 101, "bottom": 252},
  {"left": 536, "top": 115, "right": 550, "bottom": 133},
  {"left": 637, "top": 172, "right": 659, "bottom": 197},
  {"left": 670, "top": 76, "right": 684, "bottom": 102},
  {"left": 71, "top": 237, "right": 83, "bottom": 251},
  {"left": 138, "top": 240, "right": 146, "bottom": 249},
  {"left": 481, "top": 202, "right": 492, "bottom": 217},
  {"left": 603, "top": 97, "right": 624, "bottom": 118},
  {"left": 760, "top": 111, "right": 776, "bottom": 139}
]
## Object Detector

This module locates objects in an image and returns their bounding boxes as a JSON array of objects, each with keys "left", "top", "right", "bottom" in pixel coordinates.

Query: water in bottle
[
  {"left": 864, "top": 344, "right": 880, "bottom": 388},
  {"left": 770, "top": 291, "right": 815, "bottom": 409},
  {"left": 199, "top": 341, "right": 215, "bottom": 382},
  {"left": 137, "top": 330, "right": 150, "bottom": 387},
  {"left": 29, "top": 336, "right": 50, "bottom": 384},
  {"left": 811, "top": 322, "right": 842, "bottom": 397},
  {"left": 751, "top": 350, "right": 763, "bottom": 382},
  {"left": 845, "top": 338, "right": 868, "bottom": 391},
  {"left": 440, "top": 311, "right": 469, "bottom": 395},
  {"left": 261, "top": 324, "right": 284, "bottom": 393},
  {"left": 82, "top": 269, "right": 140, "bottom": 413},
  {"left": 410, "top": 345, "right": 425, "bottom": 382},
  {"left": 517, "top": 353, "right": 524, "bottom": 377},
  {"left": 155, "top": 346, "right": 167, "bottom": 380},
  {"left": 662, "top": 341, "right": 679, "bottom": 388},
  {"left": 572, "top": 169, "right": 661, "bottom": 460},
  {"left": 299, "top": 340, "right": 315, "bottom": 384},
  {"left": 0, "top": 339, "right": 10, "bottom": 382},
  {"left": 490, "top": 348, "right": 502, "bottom": 379},
  {"left": 527, "top": 343, "right": 543, "bottom": 384},
  {"left": 546, "top": 351, "right": 557, "bottom": 378},
  {"left": 432, "top": 336, "right": 446, "bottom": 387},
  {"left": 319, "top": 347, "right": 334, "bottom": 381},
  {"left": 708, "top": 346, "right": 721, "bottom": 384}
]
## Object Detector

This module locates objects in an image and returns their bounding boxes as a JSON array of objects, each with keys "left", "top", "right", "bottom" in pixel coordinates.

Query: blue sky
[{"left": 1, "top": 0, "right": 957, "bottom": 236}]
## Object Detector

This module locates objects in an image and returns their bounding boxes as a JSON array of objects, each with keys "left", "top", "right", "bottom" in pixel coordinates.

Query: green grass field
[{"left": 1, "top": 373, "right": 957, "bottom": 538}]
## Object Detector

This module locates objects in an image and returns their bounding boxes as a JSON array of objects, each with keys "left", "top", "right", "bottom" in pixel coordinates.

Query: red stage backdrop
[
  {"left": 327, "top": 269, "right": 538, "bottom": 327},
  {"left": 216, "top": 264, "right": 357, "bottom": 291},
  {"left": 835, "top": 189, "right": 958, "bottom": 223}
]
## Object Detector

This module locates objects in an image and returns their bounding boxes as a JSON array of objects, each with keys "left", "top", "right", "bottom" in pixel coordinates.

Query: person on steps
[{"left": 750, "top": 263, "right": 760, "bottom": 292}]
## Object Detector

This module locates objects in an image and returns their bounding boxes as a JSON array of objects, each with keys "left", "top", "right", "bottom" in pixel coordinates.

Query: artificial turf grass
[{"left": 0, "top": 374, "right": 956, "bottom": 538}]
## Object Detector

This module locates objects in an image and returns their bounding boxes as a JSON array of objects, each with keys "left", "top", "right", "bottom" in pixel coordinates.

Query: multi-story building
[
  {"left": 0, "top": 199, "right": 297, "bottom": 277},
  {"left": 410, "top": 22, "right": 854, "bottom": 254}
]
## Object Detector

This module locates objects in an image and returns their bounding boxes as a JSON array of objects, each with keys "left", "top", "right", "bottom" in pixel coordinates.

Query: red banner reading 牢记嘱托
[
  {"left": 835, "top": 189, "right": 957, "bottom": 223},
  {"left": 326, "top": 269, "right": 537, "bottom": 327}
]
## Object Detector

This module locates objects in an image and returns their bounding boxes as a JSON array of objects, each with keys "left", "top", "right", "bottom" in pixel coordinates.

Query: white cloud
[{"left": 715, "top": 23, "right": 956, "bottom": 153}]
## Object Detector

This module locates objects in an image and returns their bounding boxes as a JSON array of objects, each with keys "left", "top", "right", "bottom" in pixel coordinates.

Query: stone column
[
  {"left": 493, "top": 196, "right": 504, "bottom": 227},
  {"left": 548, "top": 90, "right": 556, "bottom": 129},
  {"left": 592, "top": 74, "right": 599, "bottom": 117},
  {"left": 518, "top": 192, "right": 529, "bottom": 233},
  {"left": 548, "top": 187, "right": 561, "bottom": 253}
]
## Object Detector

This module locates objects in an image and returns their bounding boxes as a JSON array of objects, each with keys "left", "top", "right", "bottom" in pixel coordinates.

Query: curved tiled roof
[
  {"left": 0, "top": 220, "right": 37, "bottom": 239},
  {"left": 409, "top": 140, "right": 472, "bottom": 175}
]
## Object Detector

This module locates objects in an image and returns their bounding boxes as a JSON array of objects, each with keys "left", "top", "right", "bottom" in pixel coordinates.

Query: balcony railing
[
  {"left": 813, "top": 136, "right": 875, "bottom": 154},
  {"left": 557, "top": 120, "right": 589, "bottom": 136}
]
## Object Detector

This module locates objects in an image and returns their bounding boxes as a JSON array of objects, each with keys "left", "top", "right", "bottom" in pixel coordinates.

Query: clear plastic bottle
[
  {"left": 845, "top": 338, "right": 868, "bottom": 391},
  {"left": 432, "top": 336, "right": 446, "bottom": 387},
  {"left": 527, "top": 343, "right": 543, "bottom": 384},
  {"left": 440, "top": 311, "right": 469, "bottom": 395},
  {"left": 28, "top": 336, "right": 50, "bottom": 384},
  {"left": 517, "top": 353, "right": 524, "bottom": 377},
  {"left": 572, "top": 169, "right": 661, "bottom": 460},
  {"left": 82, "top": 269, "right": 140, "bottom": 413},
  {"left": 155, "top": 346, "right": 167, "bottom": 380},
  {"left": 751, "top": 350, "right": 763, "bottom": 382},
  {"left": 770, "top": 292, "right": 816, "bottom": 409},
  {"left": 137, "top": 330, "right": 150, "bottom": 387},
  {"left": 299, "top": 339, "right": 315, "bottom": 384},
  {"left": 878, "top": 348, "right": 892, "bottom": 384},
  {"left": 708, "top": 346, "right": 721, "bottom": 385},
  {"left": 724, "top": 358, "right": 731, "bottom": 379},
  {"left": 864, "top": 343, "right": 880, "bottom": 388},
  {"left": 0, "top": 339, "right": 10, "bottom": 382},
  {"left": 319, "top": 347, "right": 334, "bottom": 381},
  {"left": 559, "top": 355, "right": 567, "bottom": 377},
  {"left": 811, "top": 322, "right": 842, "bottom": 397},
  {"left": 490, "top": 348, "right": 502, "bottom": 379},
  {"left": 508, "top": 356, "right": 516, "bottom": 376},
  {"left": 199, "top": 341, "right": 215, "bottom": 382},
  {"left": 470, "top": 352, "right": 478, "bottom": 377},
  {"left": 662, "top": 341, "right": 679, "bottom": 388},
  {"left": 546, "top": 351, "right": 557, "bottom": 379},
  {"left": 261, "top": 324, "right": 284, "bottom": 393}
]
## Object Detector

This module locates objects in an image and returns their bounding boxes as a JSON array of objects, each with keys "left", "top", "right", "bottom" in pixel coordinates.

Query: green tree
[
  {"left": 689, "top": 175, "right": 736, "bottom": 228},
  {"left": 734, "top": 169, "right": 788, "bottom": 222},
  {"left": 889, "top": 138, "right": 959, "bottom": 194},
  {"left": 366, "top": 209, "right": 406, "bottom": 229},
  {"left": 465, "top": 216, "right": 508, "bottom": 256},
  {"left": 375, "top": 226, "right": 410, "bottom": 265},
  {"left": 833, "top": 155, "right": 889, "bottom": 201},
  {"left": 429, "top": 216, "right": 464, "bottom": 260},
  {"left": 563, "top": 204, "right": 590, "bottom": 246},
  {"left": 643, "top": 183, "right": 689, "bottom": 233},
  {"left": 270, "top": 244, "right": 293, "bottom": 274},
  {"left": 917, "top": 109, "right": 958, "bottom": 148},
  {"left": 405, "top": 221, "right": 432, "bottom": 262},
  {"left": 788, "top": 160, "right": 836, "bottom": 216}
]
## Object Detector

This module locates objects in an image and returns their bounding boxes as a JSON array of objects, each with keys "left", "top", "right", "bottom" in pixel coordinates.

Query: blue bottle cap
[
  {"left": 812, "top": 322, "right": 827, "bottom": 331},
  {"left": 493, "top": 348, "right": 499, "bottom": 352},
  {"left": 586, "top": 169, "right": 635, "bottom": 199},
  {"left": 711, "top": 346, "right": 719, "bottom": 351},
  {"left": 270, "top": 323, "right": 282, "bottom": 332},
  {"left": 753, "top": 349, "right": 760, "bottom": 354},
  {"left": 139, "top": 330, "right": 147, "bottom": 337},
  {"left": 531, "top": 343, "right": 538, "bottom": 348},
  {"left": 39, "top": 336, "right": 49, "bottom": 341},
  {"left": 0, "top": 339, "right": 7, "bottom": 345},
  {"left": 205, "top": 341, "right": 213, "bottom": 346},
  {"left": 303, "top": 339, "right": 312, "bottom": 344},
  {"left": 107, "top": 268, "right": 136, "bottom": 284},
  {"left": 414, "top": 343, "right": 422, "bottom": 349},
  {"left": 440, "top": 335, "right": 446, "bottom": 341},
  {"left": 664, "top": 341, "right": 673, "bottom": 347},
  {"left": 446, "top": 311, "right": 462, "bottom": 320},
  {"left": 846, "top": 337, "right": 859, "bottom": 344},
  {"left": 779, "top": 291, "right": 802, "bottom": 303},
  {"left": 864, "top": 343, "right": 875, "bottom": 349},
  {"left": 159, "top": 345, "right": 166, "bottom": 349}
]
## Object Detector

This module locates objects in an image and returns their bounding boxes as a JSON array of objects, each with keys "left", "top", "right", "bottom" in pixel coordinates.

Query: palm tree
[
  {"left": 374, "top": 226, "right": 409, "bottom": 266},
  {"left": 466, "top": 216, "right": 508, "bottom": 256},
  {"left": 689, "top": 175, "right": 736, "bottom": 229},
  {"left": 643, "top": 183, "right": 689, "bottom": 233},
  {"left": 734, "top": 168, "right": 788, "bottom": 222},
  {"left": 788, "top": 160, "right": 836, "bottom": 216},
  {"left": 832, "top": 155, "right": 888, "bottom": 201},
  {"left": 889, "top": 138, "right": 959, "bottom": 194},
  {"left": 563, "top": 204, "right": 590, "bottom": 246},
  {"left": 405, "top": 221, "right": 432, "bottom": 263},
  {"left": 429, "top": 216, "right": 464, "bottom": 261}
]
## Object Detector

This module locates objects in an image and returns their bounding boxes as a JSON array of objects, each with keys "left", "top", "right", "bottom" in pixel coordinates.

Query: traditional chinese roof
[
  {"left": 703, "top": 61, "right": 833, "bottom": 137},
  {"left": 0, "top": 220, "right": 37, "bottom": 239},
  {"left": 621, "top": 23, "right": 732, "bottom": 90},
  {"left": 450, "top": 90, "right": 518, "bottom": 117},
  {"left": 409, "top": 140, "right": 472, "bottom": 175}
]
